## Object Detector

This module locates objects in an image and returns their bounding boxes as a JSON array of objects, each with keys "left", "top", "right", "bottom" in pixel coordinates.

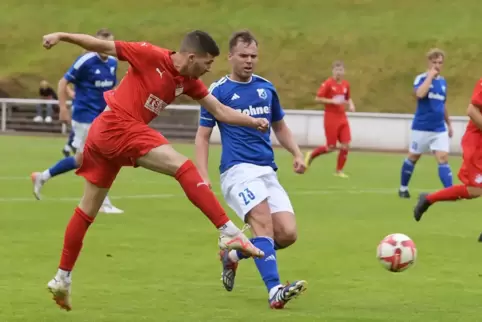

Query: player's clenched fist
[
  {"left": 43, "top": 33, "right": 62, "bottom": 49},
  {"left": 254, "top": 118, "right": 269, "bottom": 132}
]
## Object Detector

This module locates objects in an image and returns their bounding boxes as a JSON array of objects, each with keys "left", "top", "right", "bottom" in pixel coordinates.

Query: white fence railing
[{"left": 0, "top": 98, "right": 469, "bottom": 153}]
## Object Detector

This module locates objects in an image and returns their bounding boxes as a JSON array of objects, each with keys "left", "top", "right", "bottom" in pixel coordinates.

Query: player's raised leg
[{"left": 135, "top": 144, "right": 264, "bottom": 258}]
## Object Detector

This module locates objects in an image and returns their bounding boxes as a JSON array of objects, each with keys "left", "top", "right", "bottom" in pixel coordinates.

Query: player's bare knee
[
  {"left": 340, "top": 143, "right": 350, "bottom": 150},
  {"left": 246, "top": 201, "right": 274, "bottom": 238},
  {"left": 407, "top": 153, "right": 420, "bottom": 163},
  {"left": 78, "top": 181, "right": 109, "bottom": 218},
  {"left": 435, "top": 151, "right": 449, "bottom": 164},
  {"left": 272, "top": 211, "right": 297, "bottom": 247},
  {"left": 327, "top": 145, "right": 336, "bottom": 152}
]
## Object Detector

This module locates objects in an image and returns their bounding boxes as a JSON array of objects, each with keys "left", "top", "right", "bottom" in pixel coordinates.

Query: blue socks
[
  {"left": 251, "top": 236, "right": 281, "bottom": 291},
  {"left": 48, "top": 156, "right": 78, "bottom": 177},
  {"left": 438, "top": 163, "right": 453, "bottom": 187},
  {"left": 400, "top": 158, "right": 453, "bottom": 190},
  {"left": 400, "top": 158, "right": 415, "bottom": 189},
  {"left": 234, "top": 237, "right": 282, "bottom": 291}
]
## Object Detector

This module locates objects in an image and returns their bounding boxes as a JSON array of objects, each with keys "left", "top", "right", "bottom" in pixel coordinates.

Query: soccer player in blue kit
[
  {"left": 31, "top": 28, "right": 123, "bottom": 214},
  {"left": 398, "top": 48, "right": 454, "bottom": 198},
  {"left": 195, "top": 30, "right": 307, "bottom": 309}
]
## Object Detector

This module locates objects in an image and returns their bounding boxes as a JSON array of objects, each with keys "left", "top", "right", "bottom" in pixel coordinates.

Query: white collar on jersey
[{"left": 226, "top": 75, "right": 253, "bottom": 84}]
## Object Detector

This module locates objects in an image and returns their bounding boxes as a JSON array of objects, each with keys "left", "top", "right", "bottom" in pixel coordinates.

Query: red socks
[
  {"left": 175, "top": 160, "right": 229, "bottom": 228},
  {"left": 59, "top": 207, "right": 94, "bottom": 271},
  {"left": 336, "top": 149, "right": 348, "bottom": 172},
  {"left": 427, "top": 185, "right": 471, "bottom": 203},
  {"left": 311, "top": 146, "right": 328, "bottom": 159}
]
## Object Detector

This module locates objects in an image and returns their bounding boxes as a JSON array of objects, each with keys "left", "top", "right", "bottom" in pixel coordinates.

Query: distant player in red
[
  {"left": 41, "top": 30, "right": 269, "bottom": 311},
  {"left": 305, "top": 61, "right": 356, "bottom": 177},
  {"left": 414, "top": 78, "right": 482, "bottom": 225}
]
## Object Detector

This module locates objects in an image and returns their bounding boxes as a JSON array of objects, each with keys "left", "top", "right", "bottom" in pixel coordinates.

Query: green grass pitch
[{"left": 1, "top": 135, "right": 482, "bottom": 321}]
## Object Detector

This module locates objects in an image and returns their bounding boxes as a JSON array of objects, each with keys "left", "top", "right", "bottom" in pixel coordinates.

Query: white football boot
[{"left": 47, "top": 275, "right": 72, "bottom": 311}]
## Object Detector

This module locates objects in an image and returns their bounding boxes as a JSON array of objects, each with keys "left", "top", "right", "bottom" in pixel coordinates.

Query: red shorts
[
  {"left": 458, "top": 141, "right": 482, "bottom": 187},
  {"left": 76, "top": 111, "right": 169, "bottom": 188},
  {"left": 324, "top": 115, "right": 351, "bottom": 147}
]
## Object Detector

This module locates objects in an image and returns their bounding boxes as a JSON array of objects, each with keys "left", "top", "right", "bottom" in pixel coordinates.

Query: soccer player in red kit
[
  {"left": 414, "top": 78, "right": 482, "bottom": 224},
  {"left": 41, "top": 30, "right": 269, "bottom": 311},
  {"left": 304, "top": 61, "right": 356, "bottom": 178}
]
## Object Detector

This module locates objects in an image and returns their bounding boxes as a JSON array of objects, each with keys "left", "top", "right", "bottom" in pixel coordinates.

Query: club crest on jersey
[
  {"left": 144, "top": 94, "right": 167, "bottom": 115},
  {"left": 257, "top": 88, "right": 267, "bottom": 100},
  {"left": 110, "top": 67, "right": 115, "bottom": 75},
  {"left": 175, "top": 85, "right": 184, "bottom": 97}
]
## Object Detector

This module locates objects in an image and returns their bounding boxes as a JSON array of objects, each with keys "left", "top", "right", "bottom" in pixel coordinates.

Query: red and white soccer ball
[{"left": 377, "top": 233, "right": 417, "bottom": 272}]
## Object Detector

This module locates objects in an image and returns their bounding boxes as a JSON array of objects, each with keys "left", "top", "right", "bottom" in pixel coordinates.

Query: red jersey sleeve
[
  {"left": 185, "top": 79, "right": 209, "bottom": 100},
  {"left": 316, "top": 80, "right": 331, "bottom": 98},
  {"left": 114, "top": 41, "right": 157, "bottom": 69},
  {"left": 471, "top": 79, "right": 482, "bottom": 107}
]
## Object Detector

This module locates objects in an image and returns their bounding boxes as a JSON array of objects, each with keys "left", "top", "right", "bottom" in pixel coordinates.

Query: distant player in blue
[
  {"left": 399, "top": 48, "right": 453, "bottom": 198},
  {"left": 195, "top": 30, "right": 307, "bottom": 309},
  {"left": 31, "top": 28, "right": 123, "bottom": 214}
]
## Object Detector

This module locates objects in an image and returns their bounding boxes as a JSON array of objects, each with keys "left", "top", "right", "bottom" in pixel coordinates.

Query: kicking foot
[{"left": 219, "top": 227, "right": 264, "bottom": 259}]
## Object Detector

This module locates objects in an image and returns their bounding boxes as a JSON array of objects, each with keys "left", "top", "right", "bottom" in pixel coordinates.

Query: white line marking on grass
[{"left": 0, "top": 188, "right": 436, "bottom": 203}]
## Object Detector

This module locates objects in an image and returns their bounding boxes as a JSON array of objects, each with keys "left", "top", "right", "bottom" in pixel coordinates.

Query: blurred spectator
[{"left": 34, "top": 80, "right": 57, "bottom": 123}]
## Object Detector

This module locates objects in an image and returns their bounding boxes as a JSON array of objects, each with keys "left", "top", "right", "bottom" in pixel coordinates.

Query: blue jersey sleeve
[
  {"left": 413, "top": 74, "right": 425, "bottom": 91},
  {"left": 64, "top": 55, "right": 91, "bottom": 84},
  {"left": 271, "top": 89, "right": 285, "bottom": 122},
  {"left": 199, "top": 83, "right": 218, "bottom": 128}
]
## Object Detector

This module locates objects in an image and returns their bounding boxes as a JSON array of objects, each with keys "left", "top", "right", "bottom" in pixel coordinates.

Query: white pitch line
[{"left": 0, "top": 188, "right": 437, "bottom": 203}]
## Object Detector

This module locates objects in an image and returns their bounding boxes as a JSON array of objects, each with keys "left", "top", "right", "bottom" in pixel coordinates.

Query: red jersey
[
  {"left": 464, "top": 78, "right": 482, "bottom": 142},
  {"left": 104, "top": 41, "right": 209, "bottom": 124},
  {"left": 316, "top": 77, "right": 350, "bottom": 115}
]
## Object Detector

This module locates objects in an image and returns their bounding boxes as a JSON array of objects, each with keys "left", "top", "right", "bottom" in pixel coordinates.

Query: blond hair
[{"left": 426, "top": 48, "right": 445, "bottom": 60}]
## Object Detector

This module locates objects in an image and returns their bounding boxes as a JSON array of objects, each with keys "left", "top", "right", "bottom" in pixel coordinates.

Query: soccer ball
[{"left": 377, "top": 233, "right": 417, "bottom": 272}]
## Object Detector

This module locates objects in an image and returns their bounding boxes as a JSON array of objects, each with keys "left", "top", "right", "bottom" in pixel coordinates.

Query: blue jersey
[
  {"left": 411, "top": 72, "right": 447, "bottom": 132},
  {"left": 64, "top": 52, "right": 117, "bottom": 123},
  {"left": 199, "top": 75, "right": 285, "bottom": 174}
]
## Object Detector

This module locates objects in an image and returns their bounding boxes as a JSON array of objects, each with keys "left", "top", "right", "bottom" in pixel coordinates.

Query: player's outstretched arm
[
  {"left": 467, "top": 104, "right": 482, "bottom": 130},
  {"left": 43, "top": 32, "right": 116, "bottom": 56},
  {"left": 194, "top": 126, "right": 213, "bottom": 187},
  {"left": 197, "top": 94, "right": 268, "bottom": 131}
]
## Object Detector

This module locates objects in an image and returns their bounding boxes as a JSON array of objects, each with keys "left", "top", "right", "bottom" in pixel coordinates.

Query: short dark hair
[
  {"left": 229, "top": 30, "right": 258, "bottom": 52},
  {"left": 96, "top": 28, "right": 113, "bottom": 38},
  {"left": 180, "top": 30, "right": 220, "bottom": 57}
]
